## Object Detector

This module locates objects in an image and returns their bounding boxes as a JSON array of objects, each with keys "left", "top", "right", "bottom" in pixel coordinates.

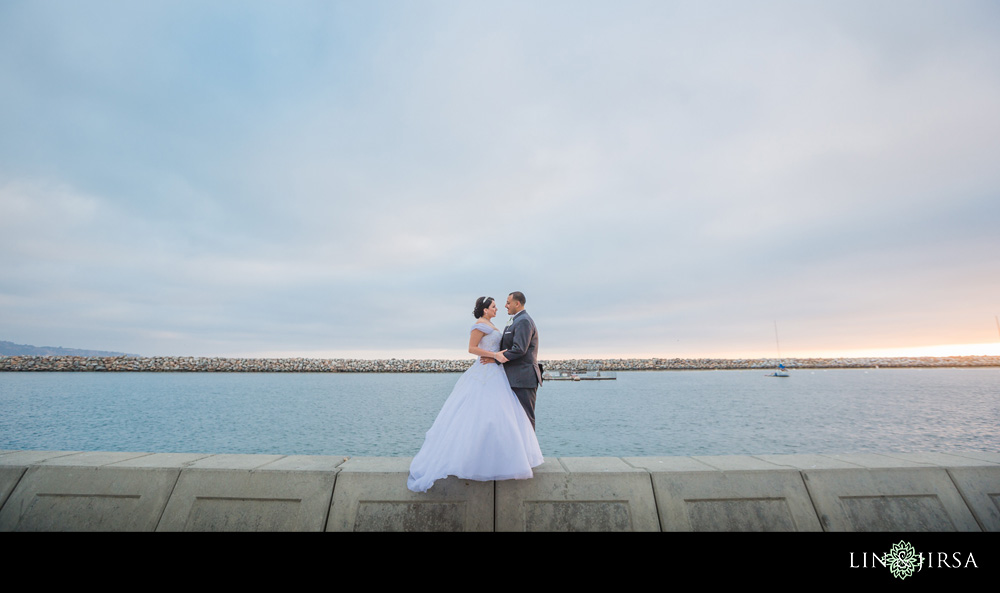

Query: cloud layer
[{"left": 2, "top": 1, "right": 998, "bottom": 358}]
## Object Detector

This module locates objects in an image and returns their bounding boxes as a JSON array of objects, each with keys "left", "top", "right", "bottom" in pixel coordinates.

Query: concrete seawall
[{"left": 1, "top": 449, "right": 997, "bottom": 531}]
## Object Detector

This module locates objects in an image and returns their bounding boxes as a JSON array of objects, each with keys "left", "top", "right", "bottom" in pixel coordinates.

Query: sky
[{"left": 1, "top": 0, "right": 998, "bottom": 360}]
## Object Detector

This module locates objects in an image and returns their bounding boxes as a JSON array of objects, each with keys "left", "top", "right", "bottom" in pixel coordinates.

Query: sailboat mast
[{"left": 768, "top": 321, "right": 789, "bottom": 377}]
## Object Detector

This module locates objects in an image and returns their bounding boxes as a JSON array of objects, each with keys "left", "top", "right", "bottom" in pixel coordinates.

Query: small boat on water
[
  {"left": 768, "top": 321, "right": 790, "bottom": 378},
  {"left": 543, "top": 365, "right": 617, "bottom": 381}
]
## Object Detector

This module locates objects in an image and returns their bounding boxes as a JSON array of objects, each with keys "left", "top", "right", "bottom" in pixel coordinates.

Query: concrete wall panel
[
  {"left": 0, "top": 466, "right": 179, "bottom": 531},
  {"left": 946, "top": 466, "right": 1000, "bottom": 531},
  {"left": 803, "top": 468, "right": 981, "bottom": 532},
  {"left": 327, "top": 457, "right": 493, "bottom": 532},
  {"left": 495, "top": 458, "right": 658, "bottom": 532},
  {"left": 649, "top": 470, "right": 822, "bottom": 531},
  {"left": 157, "top": 468, "right": 339, "bottom": 531}
]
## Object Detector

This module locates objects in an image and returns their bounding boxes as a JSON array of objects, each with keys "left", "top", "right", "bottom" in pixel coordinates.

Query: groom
[{"left": 486, "top": 291, "right": 541, "bottom": 430}]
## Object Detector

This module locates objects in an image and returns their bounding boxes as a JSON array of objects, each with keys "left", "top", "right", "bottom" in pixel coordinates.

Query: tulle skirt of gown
[{"left": 407, "top": 359, "right": 543, "bottom": 493}]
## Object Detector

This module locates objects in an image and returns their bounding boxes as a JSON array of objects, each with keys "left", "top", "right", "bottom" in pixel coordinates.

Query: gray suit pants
[{"left": 511, "top": 386, "right": 537, "bottom": 431}]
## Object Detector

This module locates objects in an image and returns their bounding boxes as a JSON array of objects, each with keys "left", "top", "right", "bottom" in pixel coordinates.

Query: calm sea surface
[{"left": 1, "top": 368, "right": 997, "bottom": 457}]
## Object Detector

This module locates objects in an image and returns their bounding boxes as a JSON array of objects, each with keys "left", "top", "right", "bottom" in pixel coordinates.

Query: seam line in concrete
[
  {"left": 816, "top": 454, "right": 865, "bottom": 468},
  {"left": 0, "top": 466, "right": 28, "bottom": 517},
  {"left": 154, "top": 467, "right": 184, "bottom": 531},
  {"left": 952, "top": 452, "right": 1000, "bottom": 465},
  {"left": 256, "top": 455, "right": 288, "bottom": 470},
  {"left": 109, "top": 452, "right": 155, "bottom": 466},
  {"left": 38, "top": 492, "right": 140, "bottom": 499},
  {"left": 319, "top": 473, "right": 336, "bottom": 533},
  {"left": 798, "top": 470, "right": 827, "bottom": 532},
  {"left": 634, "top": 460, "right": 661, "bottom": 533},
  {"left": 40, "top": 452, "right": 81, "bottom": 464},
  {"left": 192, "top": 495, "right": 302, "bottom": 503},
  {"left": 945, "top": 467, "right": 986, "bottom": 532}
]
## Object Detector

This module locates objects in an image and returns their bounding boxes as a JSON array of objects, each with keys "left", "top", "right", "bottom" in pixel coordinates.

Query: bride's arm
[{"left": 468, "top": 329, "right": 501, "bottom": 359}]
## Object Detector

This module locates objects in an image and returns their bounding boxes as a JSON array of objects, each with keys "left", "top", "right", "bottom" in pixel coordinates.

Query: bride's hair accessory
[{"left": 473, "top": 296, "right": 494, "bottom": 319}]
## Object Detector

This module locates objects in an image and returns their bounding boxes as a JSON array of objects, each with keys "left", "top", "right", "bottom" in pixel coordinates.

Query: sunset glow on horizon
[{"left": 236, "top": 340, "right": 1000, "bottom": 361}]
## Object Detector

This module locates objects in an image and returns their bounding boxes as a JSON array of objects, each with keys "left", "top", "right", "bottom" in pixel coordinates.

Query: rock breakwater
[{"left": 1, "top": 355, "right": 998, "bottom": 372}]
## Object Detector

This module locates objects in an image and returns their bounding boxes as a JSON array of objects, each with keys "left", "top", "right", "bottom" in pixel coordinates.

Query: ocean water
[{"left": 0, "top": 367, "right": 997, "bottom": 457}]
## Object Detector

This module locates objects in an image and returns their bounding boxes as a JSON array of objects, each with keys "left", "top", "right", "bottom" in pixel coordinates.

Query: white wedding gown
[{"left": 407, "top": 322, "right": 543, "bottom": 493}]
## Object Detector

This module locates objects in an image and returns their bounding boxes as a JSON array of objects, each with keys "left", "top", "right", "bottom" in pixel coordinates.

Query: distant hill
[{"left": 0, "top": 340, "right": 139, "bottom": 357}]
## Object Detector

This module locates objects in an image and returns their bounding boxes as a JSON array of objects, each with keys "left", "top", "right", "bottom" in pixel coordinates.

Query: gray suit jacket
[{"left": 501, "top": 311, "right": 541, "bottom": 389}]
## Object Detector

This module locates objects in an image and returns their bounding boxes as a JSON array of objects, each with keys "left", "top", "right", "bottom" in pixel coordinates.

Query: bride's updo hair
[{"left": 473, "top": 296, "right": 494, "bottom": 319}]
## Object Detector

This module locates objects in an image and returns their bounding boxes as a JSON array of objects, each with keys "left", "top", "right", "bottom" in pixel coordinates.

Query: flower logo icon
[{"left": 886, "top": 541, "right": 919, "bottom": 580}]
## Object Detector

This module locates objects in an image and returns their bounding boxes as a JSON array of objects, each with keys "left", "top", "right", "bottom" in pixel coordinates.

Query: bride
[{"left": 407, "top": 296, "right": 544, "bottom": 493}]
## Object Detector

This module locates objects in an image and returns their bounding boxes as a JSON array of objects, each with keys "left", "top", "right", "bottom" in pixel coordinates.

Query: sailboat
[{"left": 768, "top": 321, "right": 789, "bottom": 377}]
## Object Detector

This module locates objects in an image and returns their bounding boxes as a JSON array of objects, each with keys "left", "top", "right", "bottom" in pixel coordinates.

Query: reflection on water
[{"left": 0, "top": 368, "right": 997, "bottom": 457}]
